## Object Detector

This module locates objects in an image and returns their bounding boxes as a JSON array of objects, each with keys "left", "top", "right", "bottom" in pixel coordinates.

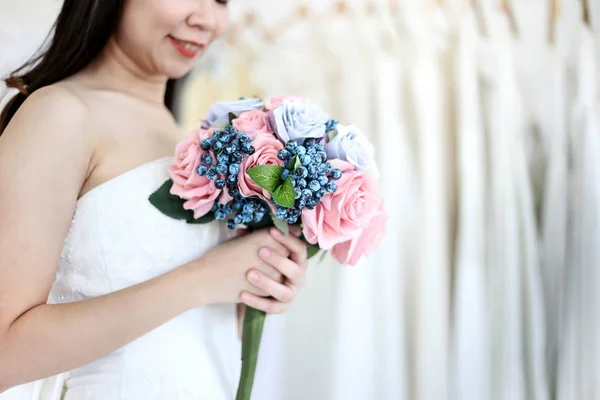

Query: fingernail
[
  {"left": 260, "top": 248, "right": 272, "bottom": 259},
  {"left": 249, "top": 272, "right": 260, "bottom": 282},
  {"left": 271, "top": 227, "right": 283, "bottom": 236},
  {"left": 241, "top": 293, "right": 252, "bottom": 302}
]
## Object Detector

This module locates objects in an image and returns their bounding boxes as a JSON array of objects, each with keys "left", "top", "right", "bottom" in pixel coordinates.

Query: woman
[{"left": 0, "top": 0, "right": 308, "bottom": 399}]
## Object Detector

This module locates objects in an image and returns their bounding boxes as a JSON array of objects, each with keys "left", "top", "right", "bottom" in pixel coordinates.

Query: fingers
[
  {"left": 289, "top": 224, "right": 302, "bottom": 237},
  {"left": 259, "top": 265, "right": 283, "bottom": 284},
  {"left": 243, "top": 229, "right": 290, "bottom": 257},
  {"left": 270, "top": 241, "right": 290, "bottom": 258},
  {"left": 268, "top": 227, "right": 308, "bottom": 267},
  {"left": 246, "top": 268, "right": 295, "bottom": 302},
  {"left": 258, "top": 247, "right": 306, "bottom": 288},
  {"left": 240, "top": 291, "right": 289, "bottom": 314},
  {"left": 240, "top": 228, "right": 307, "bottom": 315},
  {"left": 252, "top": 229, "right": 290, "bottom": 258}
]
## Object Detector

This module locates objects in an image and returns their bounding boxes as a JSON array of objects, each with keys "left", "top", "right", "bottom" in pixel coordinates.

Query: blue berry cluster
[
  {"left": 275, "top": 138, "right": 342, "bottom": 224},
  {"left": 325, "top": 119, "right": 339, "bottom": 133},
  {"left": 212, "top": 196, "right": 268, "bottom": 230},
  {"left": 196, "top": 126, "right": 267, "bottom": 229}
]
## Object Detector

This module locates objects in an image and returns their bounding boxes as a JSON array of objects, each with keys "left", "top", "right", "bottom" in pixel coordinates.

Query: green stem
[{"left": 236, "top": 306, "right": 266, "bottom": 400}]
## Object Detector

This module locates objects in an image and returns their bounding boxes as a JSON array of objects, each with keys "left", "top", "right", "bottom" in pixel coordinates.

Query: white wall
[{"left": 0, "top": 0, "right": 62, "bottom": 106}]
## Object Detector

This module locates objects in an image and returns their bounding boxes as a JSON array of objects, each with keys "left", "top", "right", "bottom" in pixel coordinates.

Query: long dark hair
[{"left": 0, "top": 0, "right": 179, "bottom": 134}]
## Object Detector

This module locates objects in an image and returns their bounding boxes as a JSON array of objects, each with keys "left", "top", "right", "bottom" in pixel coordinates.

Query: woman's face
[{"left": 115, "top": 0, "right": 229, "bottom": 78}]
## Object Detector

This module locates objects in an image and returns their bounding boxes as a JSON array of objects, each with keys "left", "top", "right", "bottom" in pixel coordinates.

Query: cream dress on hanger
[
  {"left": 512, "top": 0, "right": 568, "bottom": 394},
  {"left": 368, "top": 4, "right": 413, "bottom": 399},
  {"left": 325, "top": 6, "right": 409, "bottom": 400},
  {"left": 449, "top": 6, "right": 491, "bottom": 400},
  {"left": 478, "top": 6, "right": 526, "bottom": 399},
  {"left": 508, "top": 2, "right": 550, "bottom": 398},
  {"left": 316, "top": 6, "right": 392, "bottom": 399},
  {"left": 557, "top": 19, "right": 600, "bottom": 400},
  {"left": 403, "top": 3, "right": 452, "bottom": 399}
]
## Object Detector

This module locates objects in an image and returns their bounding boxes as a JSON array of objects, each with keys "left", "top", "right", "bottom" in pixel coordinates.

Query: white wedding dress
[
  {"left": 1, "top": 157, "right": 241, "bottom": 400},
  {"left": 450, "top": 7, "right": 491, "bottom": 400}
]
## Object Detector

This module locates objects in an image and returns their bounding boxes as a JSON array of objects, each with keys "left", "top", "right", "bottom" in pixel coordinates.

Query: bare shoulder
[
  {"left": 1, "top": 83, "right": 93, "bottom": 178},
  {"left": 8, "top": 83, "right": 89, "bottom": 131},
  {"left": 0, "top": 83, "right": 95, "bottom": 217},
  {"left": 26, "top": 83, "right": 86, "bottom": 109}
]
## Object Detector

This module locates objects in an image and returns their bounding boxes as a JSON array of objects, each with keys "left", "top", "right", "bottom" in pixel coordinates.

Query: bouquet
[{"left": 149, "top": 95, "right": 387, "bottom": 400}]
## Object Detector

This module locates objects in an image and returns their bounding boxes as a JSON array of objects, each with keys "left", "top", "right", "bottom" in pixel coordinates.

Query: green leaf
[
  {"left": 302, "top": 235, "right": 327, "bottom": 263},
  {"left": 294, "top": 155, "right": 302, "bottom": 170},
  {"left": 272, "top": 177, "right": 295, "bottom": 208},
  {"left": 149, "top": 179, "right": 215, "bottom": 224},
  {"left": 271, "top": 214, "right": 290, "bottom": 237},
  {"left": 307, "top": 243, "right": 320, "bottom": 259},
  {"left": 287, "top": 155, "right": 300, "bottom": 170},
  {"left": 247, "top": 165, "right": 284, "bottom": 192},
  {"left": 327, "top": 130, "right": 337, "bottom": 142},
  {"left": 319, "top": 250, "right": 328, "bottom": 263}
]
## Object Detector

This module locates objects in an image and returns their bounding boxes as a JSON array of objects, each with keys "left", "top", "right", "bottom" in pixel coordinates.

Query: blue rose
[
  {"left": 205, "top": 98, "right": 264, "bottom": 127},
  {"left": 326, "top": 124, "right": 379, "bottom": 177},
  {"left": 272, "top": 101, "right": 329, "bottom": 142}
]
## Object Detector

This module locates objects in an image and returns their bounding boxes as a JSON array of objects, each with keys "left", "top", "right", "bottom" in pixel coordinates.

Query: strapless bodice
[{"left": 2, "top": 157, "right": 241, "bottom": 400}]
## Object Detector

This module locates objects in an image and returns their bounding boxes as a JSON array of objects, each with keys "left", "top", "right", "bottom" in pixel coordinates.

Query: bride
[{"left": 0, "top": 0, "right": 309, "bottom": 399}]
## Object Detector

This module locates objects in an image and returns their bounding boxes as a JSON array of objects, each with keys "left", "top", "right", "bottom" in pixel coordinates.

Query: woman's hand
[
  {"left": 188, "top": 229, "right": 288, "bottom": 306},
  {"left": 240, "top": 226, "right": 309, "bottom": 314}
]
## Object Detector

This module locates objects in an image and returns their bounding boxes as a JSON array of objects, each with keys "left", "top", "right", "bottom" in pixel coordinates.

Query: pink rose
[
  {"left": 266, "top": 95, "right": 306, "bottom": 110},
  {"left": 302, "top": 159, "right": 385, "bottom": 251},
  {"left": 238, "top": 131, "right": 284, "bottom": 202},
  {"left": 232, "top": 110, "right": 272, "bottom": 138},
  {"left": 331, "top": 206, "right": 388, "bottom": 266},
  {"left": 168, "top": 129, "right": 229, "bottom": 219}
]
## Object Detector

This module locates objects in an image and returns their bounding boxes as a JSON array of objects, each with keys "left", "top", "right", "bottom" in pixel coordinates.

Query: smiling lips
[{"left": 168, "top": 36, "right": 204, "bottom": 58}]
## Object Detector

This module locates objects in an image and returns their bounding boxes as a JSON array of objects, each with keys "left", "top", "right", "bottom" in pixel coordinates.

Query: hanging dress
[
  {"left": 449, "top": 6, "right": 491, "bottom": 400},
  {"left": 404, "top": 3, "right": 452, "bottom": 399},
  {"left": 478, "top": 6, "right": 526, "bottom": 399}
]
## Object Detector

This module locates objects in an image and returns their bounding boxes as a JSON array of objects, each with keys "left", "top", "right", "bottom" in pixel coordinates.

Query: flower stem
[{"left": 235, "top": 306, "right": 266, "bottom": 400}]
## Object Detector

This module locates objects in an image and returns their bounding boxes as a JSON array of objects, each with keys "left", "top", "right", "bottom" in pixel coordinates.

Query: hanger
[
  {"left": 335, "top": 0, "right": 348, "bottom": 15},
  {"left": 501, "top": 0, "right": 520, "bottom": 37},
  {"left": 233, "top": 0, "right": 403, "bottom": 45},
  {"left": 263, "top": 4, "right": 314, "bottom": 43},
  {"left": 224, "top": 10, "right": 257, "bottom": 45},
  {"left": 548, "top": 0, "right": 561, "bottom": 43},
  {"left": 431, "top": 0, "right": 454, "bottom": 28},
  {"left": 582, "top": 0, "right": 591, "bottom": 28},
  {"left": 365, "top": 0, "right": 377, "bottom": 16},
  {"left": 472, "top": 0, "right": 489, "bottom": 36}
]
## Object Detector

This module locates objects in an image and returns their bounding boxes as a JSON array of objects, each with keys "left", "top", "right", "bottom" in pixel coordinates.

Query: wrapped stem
[{"left": 235, "top": 306, "right": 266, "bottom": 400}]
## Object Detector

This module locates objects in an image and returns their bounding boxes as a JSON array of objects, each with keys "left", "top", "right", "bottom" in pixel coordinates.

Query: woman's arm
[
  {"left": 0, "top": 260, "right": 212, "bottom": 392},
  {"left": 0, "top": 86, "right": 212, "bottom": 391}
]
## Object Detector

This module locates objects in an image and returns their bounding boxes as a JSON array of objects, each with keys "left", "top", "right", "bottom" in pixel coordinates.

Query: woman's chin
[{"left": 164, "top": 63, "right": 195, "bottom": 79}]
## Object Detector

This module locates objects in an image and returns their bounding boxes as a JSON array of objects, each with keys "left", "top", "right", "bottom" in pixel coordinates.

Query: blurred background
[{"left": 2, "top": 0, "right": 600, "bottom": 399}]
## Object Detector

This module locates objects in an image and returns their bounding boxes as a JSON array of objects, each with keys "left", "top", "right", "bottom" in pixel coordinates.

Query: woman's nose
[{"left": 187, "top": 0, "right": 217, "bottom": 32}]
